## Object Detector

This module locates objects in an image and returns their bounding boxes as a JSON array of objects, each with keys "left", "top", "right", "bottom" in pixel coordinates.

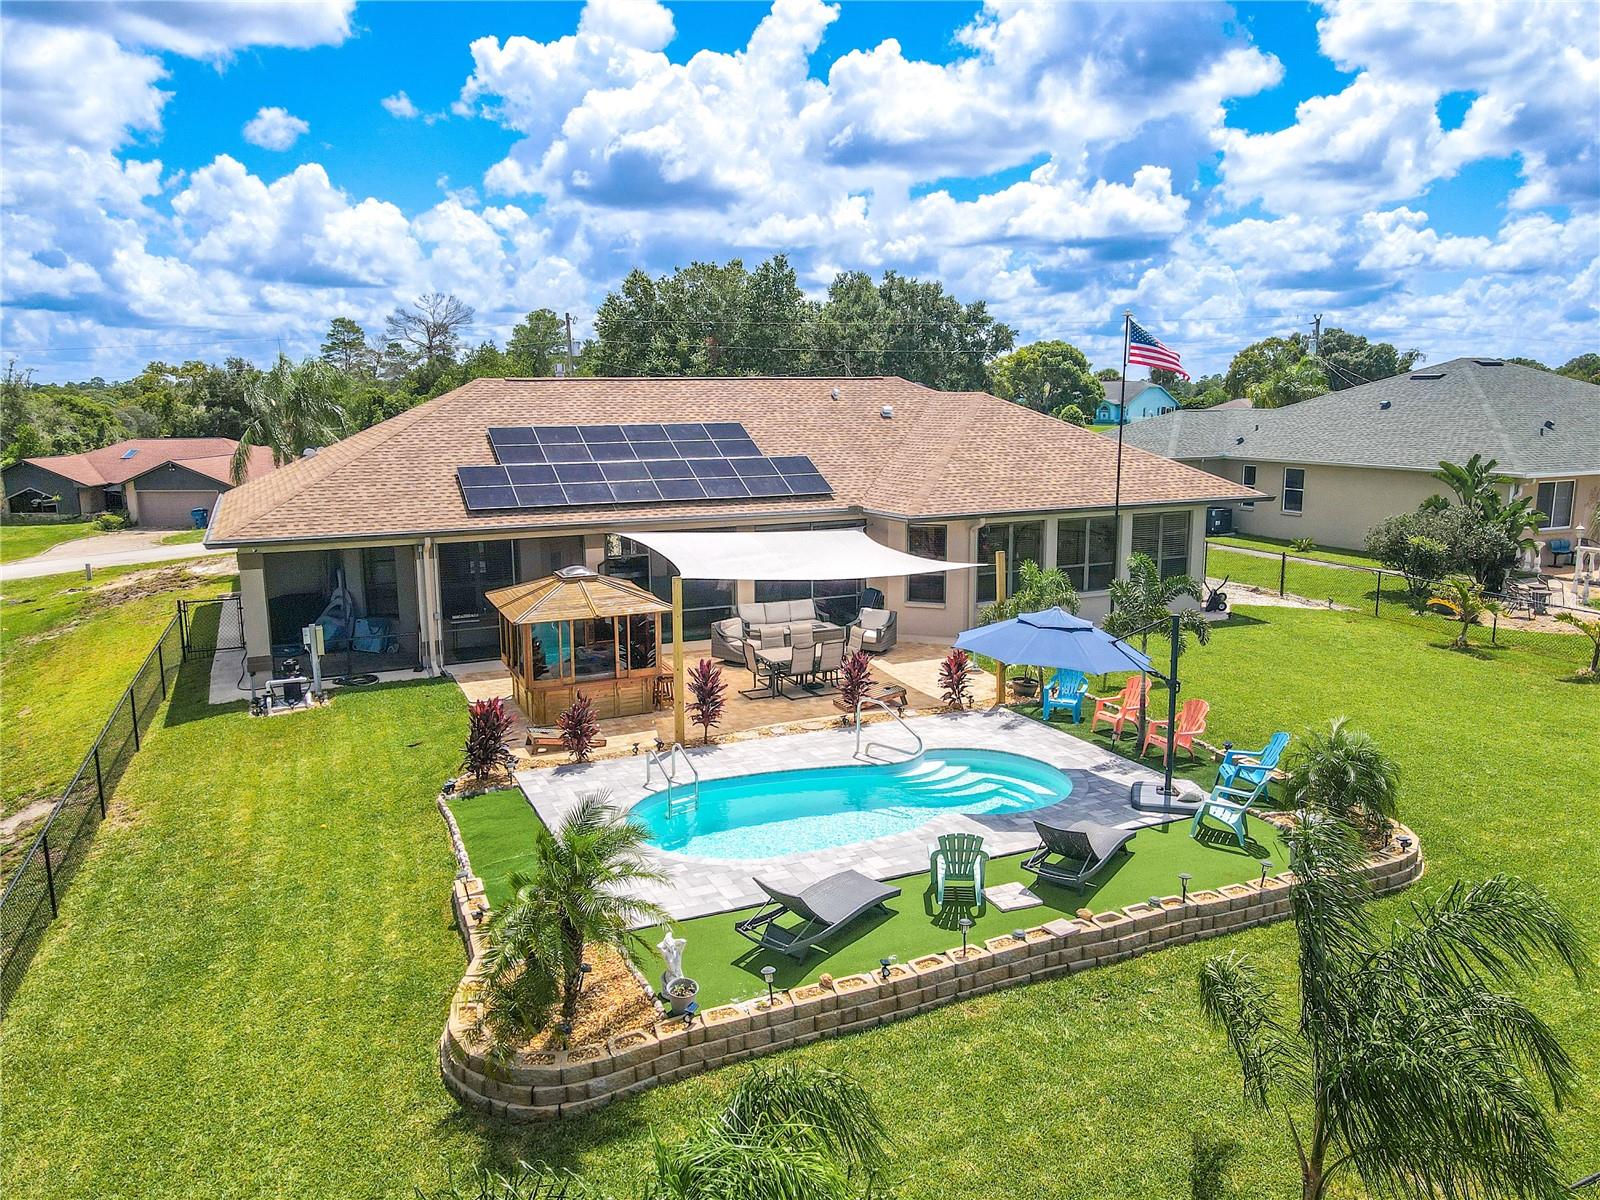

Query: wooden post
[
  {"left": 672, "top": 576, "right": 687, "bottom": 746},
  {"left": 993, "top": 549, "right": 1007, "bottom": 707}
]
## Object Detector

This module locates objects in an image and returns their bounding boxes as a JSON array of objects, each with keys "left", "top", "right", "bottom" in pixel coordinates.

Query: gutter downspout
[
  {"left": 413, "top": 540, "right": 431, "bottom": 674},
  {"left": 421, "top": 537, "right": 443, "bottom": 676}
]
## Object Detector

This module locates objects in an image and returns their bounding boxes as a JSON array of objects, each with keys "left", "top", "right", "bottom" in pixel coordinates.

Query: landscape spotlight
[
  {"left": 1259, "top": 858, "right": 1274, "bottom": 888},
  {"left": 958, "top": 916, "right": 974, "bottom": 957},
  {"left": 1178, "top": 872, "right": 1192, "bottom": 904},
  {"left": 760, "top": 964, "right": 776, "bottom": 1005}
]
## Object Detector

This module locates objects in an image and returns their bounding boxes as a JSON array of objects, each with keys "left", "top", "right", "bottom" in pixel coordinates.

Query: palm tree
[
  {"left": 1279, "top": 717, "right": 1400, "bottom": 841},
  {"left": 229, "top": 354, "right": 348, "bottom": 484},
  {"left": 1430, "top": 574, "right": 1502, "bottom": 649},
  {"left": 424, "top": 1064, "right": 888, "bottom": 1200},
  {"left": 1199, "top": 817, "right": 1585, "bottom": 1200},
  {"left": 477, "top": 793, "right": 666, "bottom": 1047},
  {"left": 1102, "top": 552, "right": 1211, "bottom": 656},
  {"left": 1432, "top": 452, "right": 1509, "bottom": 512},
  {"left": 979, "top": 557, "right": 1080, "bottom": 624},
  {"left": 1554, "top": 610, "right": 1600, "bottom": 675}
]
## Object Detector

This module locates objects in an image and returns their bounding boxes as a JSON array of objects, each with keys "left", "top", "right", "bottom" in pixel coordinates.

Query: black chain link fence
[
  {"left": 1206, "top": 544, "right": 1598, "bottom": 672},
  {"left": 0, "top": 596, "right": 238, "bottom": 1011}
]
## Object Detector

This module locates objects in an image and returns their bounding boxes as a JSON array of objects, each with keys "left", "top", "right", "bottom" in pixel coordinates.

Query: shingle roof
[
  {"left": 1113, "top": 358, "right": 1600, "bottom": 476},
  {"left": 16, "top": 438, "right": 274, "bottom": 487},
  {"left": 207, "top": 376, "right": 1258, "bottom": 545}
]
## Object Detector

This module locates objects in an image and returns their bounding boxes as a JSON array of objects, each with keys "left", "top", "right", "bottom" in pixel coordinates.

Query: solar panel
[{"left": 459, "top": 421, "right": 830, "bottom": 514}]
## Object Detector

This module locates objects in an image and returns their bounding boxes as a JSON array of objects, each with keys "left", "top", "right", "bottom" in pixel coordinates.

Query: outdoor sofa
[{"left": 711, "top": 599, "right": 843, "bottom": 663}]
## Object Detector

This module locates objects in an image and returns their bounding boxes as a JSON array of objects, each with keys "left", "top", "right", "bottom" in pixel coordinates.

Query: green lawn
[
  {"left": 3, "top": 602, "right": 1597, "bottom": 1199},
  {"left": 159, "top": 528, "right": 207, "bottom": 546},
  {"left": 0, "top": 563, "right": 237, "bottom": 823},
  {"left": 0, "top": 520, "right": 98, "bottom": 564},
  {"left": 1206, "top": 532, "right": 1380, "bottom": 568},
  {"left": 450, "top": 789, "right": 1289, "bottom": 1008}
]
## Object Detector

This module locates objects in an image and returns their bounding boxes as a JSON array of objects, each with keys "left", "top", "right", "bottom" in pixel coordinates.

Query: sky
[{"left": 1, "top": 0, "right": 1596, "bottom": 384}]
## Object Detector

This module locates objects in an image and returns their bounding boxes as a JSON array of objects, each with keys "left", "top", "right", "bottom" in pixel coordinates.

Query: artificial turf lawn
[
  {"left": 0, "top": 562, "right": 238, "bottom": 821},
  {"left": 0, "top": 520, "right": 98, "bottom": 564},
  {"left": 4, "top": 601, "right": 1597, "bottom": 1200},
  {"left": 448, "top": 788, "right": 1289, "bottom": 1007}
]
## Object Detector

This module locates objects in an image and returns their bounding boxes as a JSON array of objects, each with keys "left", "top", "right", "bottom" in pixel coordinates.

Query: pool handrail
[
  {"left": 854, "top": 696, "right": 924, "bottom": 764},
  {"left": 645, "top": 742, "right": 700, "bottom": 809}
]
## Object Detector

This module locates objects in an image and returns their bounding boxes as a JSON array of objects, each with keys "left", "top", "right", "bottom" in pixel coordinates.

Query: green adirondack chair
[{"left": 930, "top": 832, "right": 989, "bottom": 910}]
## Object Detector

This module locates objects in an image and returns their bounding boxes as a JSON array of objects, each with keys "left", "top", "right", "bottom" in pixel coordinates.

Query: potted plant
[{"left": 664, "top": 975, "right": 699, "bottom": 1016}]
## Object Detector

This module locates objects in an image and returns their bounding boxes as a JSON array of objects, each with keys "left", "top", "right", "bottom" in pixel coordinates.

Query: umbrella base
[{"left": 1129, "top": 780, "right": 1204, "bottom": 816}]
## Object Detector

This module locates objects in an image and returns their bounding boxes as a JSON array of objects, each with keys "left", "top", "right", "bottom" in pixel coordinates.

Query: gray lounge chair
[
  {"left": 734, "top": 869, "right": 902, "bottom": 959},
  {"left": 1021, "top": 819, "right": 1136, "bottom": 893}
]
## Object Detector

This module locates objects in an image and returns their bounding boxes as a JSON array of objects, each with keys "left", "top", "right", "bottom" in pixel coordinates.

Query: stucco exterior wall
[{"left": 1189, "top": 458, "right": 1441, "bottom": 551}]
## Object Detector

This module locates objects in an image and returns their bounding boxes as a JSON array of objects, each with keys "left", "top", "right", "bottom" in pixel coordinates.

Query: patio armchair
[
  {"left": 1217, "top": 731, "right": 1289, "bottom": 797},
  {"left": 1141, "top": 697, "right": 1210, "bottom": 761},
  {"left": 1190, "top": 775, "right": 1269, "bottom": 848},
  {"left": 929, "top": 832, "right": 988, "bottom": 910},
  {"left": 734, "top": 870, "right": 902, "bottom": 960},
  {"left": 1021, "top": 819, "right": 1136, "bottom": 893},
  {"left": 1041, "top": 668, "right": 1088, "bottom": 723},
  {"left": 710, "top": 616, "right": 746, "bottom": 664},
  {"left": 740, "top": 641, "right": 784, "bottom": 699},
  {"left": 1089, "top": 676, "right": 1148, "bottom": 741},
  {"left": 854, "top": 607, "right": 897, "bottom": 653},
  {"left": 1547, "top": 538, "right": 1576, "bottom": 568}
]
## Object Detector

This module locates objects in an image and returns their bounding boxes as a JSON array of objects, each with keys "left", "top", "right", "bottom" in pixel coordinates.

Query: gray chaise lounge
[
  {"left": 734, "top": 869, "right": 902, "bottom": 959},
  {"left": 1021, "top": 819, "right": 1137, "bottom": 893}
]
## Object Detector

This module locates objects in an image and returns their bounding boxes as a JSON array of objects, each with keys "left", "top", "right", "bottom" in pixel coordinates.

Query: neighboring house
[
  {"left": 1114, "top": 358, "right": 1600, "bottom": 565},
  {"left": 4, "top": 438, "right": 277, "bottom": 528},
  {"left": 1096, "top": 381, "right": 1179, "bottom": 424},
  {"left": 205, "top": 376, "right": 1259, "bottom": 676}
]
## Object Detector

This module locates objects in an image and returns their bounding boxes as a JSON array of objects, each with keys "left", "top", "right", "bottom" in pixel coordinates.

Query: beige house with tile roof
[{"left": 206, "top": 376, "right": 1258, "bottom": 675}]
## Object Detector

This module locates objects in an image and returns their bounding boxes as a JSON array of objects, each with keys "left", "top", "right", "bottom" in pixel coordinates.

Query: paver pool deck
[{"left": 514, "top": 708, "right": 1205, "bottom": 920}]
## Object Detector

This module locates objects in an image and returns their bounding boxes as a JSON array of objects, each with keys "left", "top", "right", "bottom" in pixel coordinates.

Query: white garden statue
[{"left": 657, "top": 927, "right": 687, "bottom": 990}]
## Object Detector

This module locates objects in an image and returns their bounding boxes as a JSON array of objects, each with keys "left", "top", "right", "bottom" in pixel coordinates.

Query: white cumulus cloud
[
  {"left": 242, "top": 106, "right": 309, "bottom": 151},
  {"left": 381, "top": 91, "right": 419, "bottom": 119}
]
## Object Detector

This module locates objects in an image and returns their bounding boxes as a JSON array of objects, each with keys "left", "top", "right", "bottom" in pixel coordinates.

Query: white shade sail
[{"left": 623, "top": 529, "right": 978, "bottom": 581}]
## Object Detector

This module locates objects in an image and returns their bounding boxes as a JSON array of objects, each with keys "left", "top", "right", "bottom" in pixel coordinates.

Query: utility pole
[
  {"left": 563, "top": 312, "right": 576, "bottom": 378},
  {"left": 1311, "top": 313, "right": 1322, "bottom": 358}
]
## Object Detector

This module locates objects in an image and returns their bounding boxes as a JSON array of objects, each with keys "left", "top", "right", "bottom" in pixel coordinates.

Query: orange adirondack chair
[
  {"left": 1089, "top": 676, "right": 1148, "bottom": 740},
  {"left": 1141, "top": 697, "right": 1209, "bottom": 761}
]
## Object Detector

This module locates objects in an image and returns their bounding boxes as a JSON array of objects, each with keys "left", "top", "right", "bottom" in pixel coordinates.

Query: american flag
[{"left": 1127, "top": 317, "right": 1189, "bottom": 380}]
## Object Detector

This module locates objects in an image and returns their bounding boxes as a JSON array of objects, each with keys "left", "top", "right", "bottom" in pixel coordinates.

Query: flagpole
[{"left": 1113, "top": 310, "right": 1131, "bottom": 565}]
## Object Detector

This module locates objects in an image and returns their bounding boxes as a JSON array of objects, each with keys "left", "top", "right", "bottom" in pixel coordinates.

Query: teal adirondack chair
[
  {"left": 1191, "top": 775, "right": 1269, "bottom": 848},
  {"left": 1217, "top": 732, "right": 1290, "bottom": 796},
  {"left": 1041, "top": 668, "right": 1088, "bottom": 722},
  {"left": 930, "top": 833, "right": 989, "bottom": 910}
]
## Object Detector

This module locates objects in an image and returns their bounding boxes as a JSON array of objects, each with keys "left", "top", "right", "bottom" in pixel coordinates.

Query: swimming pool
[{"left": 633, "top": 749, "right": 1072, "bottom": 860}]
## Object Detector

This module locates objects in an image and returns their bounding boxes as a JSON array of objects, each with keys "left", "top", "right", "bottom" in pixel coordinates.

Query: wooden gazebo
[{"left": 486, "top": 565, "right": 672, "bottom": 725}]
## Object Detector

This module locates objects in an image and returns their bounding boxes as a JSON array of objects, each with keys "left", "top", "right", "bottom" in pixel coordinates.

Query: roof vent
[
  {"left": 880, "top": 404, "right": 894, "bottom": 419},
  {"left": 1410, "top": 372, "right": 1445, "bottom": 380},
  {"left": 1379, "top": 399, "right": 1392, "bottom": 410},
  {"left": 554, "top": 565, "right": 598, "bottom": 580},
  {"left": 1540, "top": 420, "right": 1555, "bottom": 436},
  {"left": 302, "top": 447, "right": 319, "bottom": 458},
  {"left": 1234, "top": 435, "right": 1246, "bottom": 446},
  {"left": 1473, "top": 358, "right": 1504, "bottom": 366},
  {"left": 830, "top": 386, "right": 842, "bottom": 402}
]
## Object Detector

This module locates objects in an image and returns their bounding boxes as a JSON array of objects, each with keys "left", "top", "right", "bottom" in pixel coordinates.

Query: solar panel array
[{"left": 457, "top": 422, "right": 833, "bottom": 513}]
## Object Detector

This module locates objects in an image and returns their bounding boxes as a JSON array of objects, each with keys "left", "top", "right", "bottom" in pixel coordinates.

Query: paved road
[{"left": 1, "top": 530, "right": 232, "bottom": 583}]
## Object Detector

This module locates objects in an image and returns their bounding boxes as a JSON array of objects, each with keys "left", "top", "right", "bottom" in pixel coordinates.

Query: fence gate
[{"left": 179, "top": 594, "right": 244, "bottom": 661}]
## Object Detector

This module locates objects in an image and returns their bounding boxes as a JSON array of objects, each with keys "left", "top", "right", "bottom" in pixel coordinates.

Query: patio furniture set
[{"left": 713, "top": 599, "right": 899, "bottom": 700}]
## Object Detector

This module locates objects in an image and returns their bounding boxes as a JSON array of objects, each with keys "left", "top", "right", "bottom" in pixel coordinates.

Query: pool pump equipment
[{"left": 250, "top": 623, "right": 325, "bottom": 716}]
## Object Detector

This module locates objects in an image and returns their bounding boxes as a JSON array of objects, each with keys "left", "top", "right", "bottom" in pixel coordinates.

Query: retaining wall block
[{"left": 606, "top": 1029, "right": 657, "bottom": 1072}]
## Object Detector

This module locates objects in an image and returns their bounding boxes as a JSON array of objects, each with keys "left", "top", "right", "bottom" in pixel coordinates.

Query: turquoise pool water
[{"left": 634, "top": 749, "right": 1072, "bottom": 860}]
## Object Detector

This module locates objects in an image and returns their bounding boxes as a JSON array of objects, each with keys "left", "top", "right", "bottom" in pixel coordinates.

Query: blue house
[{"left": 1096, "top": 381, "right": 1179, "bottom": 425}]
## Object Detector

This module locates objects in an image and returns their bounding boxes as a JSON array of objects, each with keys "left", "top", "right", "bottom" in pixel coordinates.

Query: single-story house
[
  {"left": 1113, "top": 357, "right": 1600, "bottom": 565},
  {"left": 1096, "top": 381, "right": 1179, "bottom": 425},
  {"left": 204, "top": 376, "right": 1259, "bottom": 677},
  {"left": 3, "top": 438, "right": 276, "bottom": 527}
]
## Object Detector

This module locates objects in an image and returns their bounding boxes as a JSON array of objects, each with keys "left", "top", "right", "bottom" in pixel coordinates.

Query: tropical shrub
[
  {"left": 476, "top": 793, "right": 665, "bottom": 1048},
  {"left": 685, "top": 658, "right": 726, "bottom": 745},
  {"left": 1279, "top": 717, "right": 1399, "bottom": 841},
  {"left": 557, "top": 694, "right": 600, "bottom": 763},
  {"left": 1103, "top": 552, "right": 1210, "bottom": 656},
  {"left": 979, "top": 557, "right": 1080, "bottom": 624},
  {"left": 1199, "top": 817, "right": 1585, "bottom": 1200},
  {"left": 836, "top": 649, "right": 873, "bottom": 715},
  {"left": 1429, "top": 574, "right": 1502, "bottom": 649},
  {"left": 1365, "top": 511, "right": 1452, "bottom": 597},
  {"left": 1554, "top": 610, "right": 1600, "bottom": 676},
  {"left": 1289, "top": 536, "right": 1315, "bottom": 554},
  {"left": 939, "top": 648, "right": 974, "bottom": 711},
  {"left": 91, "top": 512, "right": 128, "bottom": 531},
  {"left": 423, "top": 1063, "right": 889, "bottom": 1200},
  {"left": 461, "top": 696, "right": 517, "bottom": 783}
]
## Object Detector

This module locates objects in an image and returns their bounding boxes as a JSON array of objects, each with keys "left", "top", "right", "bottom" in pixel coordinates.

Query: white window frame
[
  {"left": 1281, "top": 467, "right": 1305, "bottom": 516},
  {"left": 1240, "top": 464, "right": 1256, "bottom": 509},
  {"left": 1535, "top": 479, "right": 1575, "bottom": 530}
]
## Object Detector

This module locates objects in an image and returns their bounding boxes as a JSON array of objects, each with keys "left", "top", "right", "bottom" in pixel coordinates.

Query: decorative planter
[{"left": 664, "top": 977, "right": 699, "bottom": 1016}]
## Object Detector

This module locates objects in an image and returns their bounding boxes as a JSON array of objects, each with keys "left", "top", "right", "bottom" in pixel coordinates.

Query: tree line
[{"left": 3, "top": 253, "right": 1594, "bottom": 470}]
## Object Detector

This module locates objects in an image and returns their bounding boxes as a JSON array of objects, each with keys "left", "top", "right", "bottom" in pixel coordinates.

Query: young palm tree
[
  {"left": 1430, "top": 574, "right": 1502, "bottom": 649},
  {"left": 229, "top": 354, "right": 348, "bottom": 484},
  {"left": 1554, "top": 610, "right": 1600, "bottom": 674},
  {"left": 979, "top": 558, "right": 1080, "bottom": 623},
  {"left": 1279, "top": 717, "right": 1400, "bottom": 840},
  {"left": 425, "top": 1064, "right": 888, "bottom": 1200},
  {"left": 1102, "top": 552, "right": 1211, "bottom": 656},
  {"left": 1199, "top": 817, "right": 1586, "bottom": 1200},
  {"left": 477, "top": 793, "right": 666, "bottom": 1046}
]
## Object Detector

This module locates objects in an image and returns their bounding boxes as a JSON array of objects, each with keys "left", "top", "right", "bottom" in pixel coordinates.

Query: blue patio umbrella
[{"left": 953, "top": 607, "right": 1152, "bottom": 675}]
